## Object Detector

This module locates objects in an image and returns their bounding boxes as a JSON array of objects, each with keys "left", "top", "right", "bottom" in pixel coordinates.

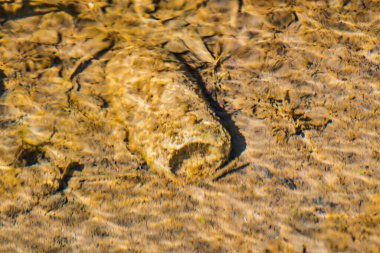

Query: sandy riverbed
[{"left": 0, "top": 0, "right": 380, "bottom": 252}]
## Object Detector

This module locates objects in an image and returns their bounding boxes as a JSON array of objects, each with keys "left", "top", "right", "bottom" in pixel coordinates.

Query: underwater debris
[{"left": 106, "top": 46, "right": 231, "bottom": 180}]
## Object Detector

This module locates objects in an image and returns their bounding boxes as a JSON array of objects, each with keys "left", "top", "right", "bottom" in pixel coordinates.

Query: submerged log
[{"left": 106, "top": 46, "right": 231, "bottom": 180}]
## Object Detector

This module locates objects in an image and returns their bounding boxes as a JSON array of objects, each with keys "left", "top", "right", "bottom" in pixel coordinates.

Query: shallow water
[{"left": 0, "top": 1, "right": 380, "bottom": 252}]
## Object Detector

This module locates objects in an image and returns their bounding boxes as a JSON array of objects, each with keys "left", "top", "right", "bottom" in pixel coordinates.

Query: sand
[{"left": 0, "top": 0, "right": 379, "bottom": 252}]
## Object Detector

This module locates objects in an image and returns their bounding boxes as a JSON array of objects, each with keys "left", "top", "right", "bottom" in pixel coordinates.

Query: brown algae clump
[{"left": 106, "top": 46, "right": 231, "bottom": 180}]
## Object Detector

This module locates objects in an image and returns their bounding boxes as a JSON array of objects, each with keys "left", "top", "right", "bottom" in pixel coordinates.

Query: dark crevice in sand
[
  {"left": 343, "top": 0, "right": 351, "bottom": 7},
  {"left": 0, "top": 70, "right": 5, "bottom": 97},
  {"left": 13, "top": 144, "right": 45, "bottom": 167},
  {"left": 0, "top": 119, "right": 18, "bottom": 128},
  {"left": 0, "top": 10, "right": 53, "bottom": 25},
  {"left": 58, "top": 162, "right": 84, "bottom": 192},
  {"left": 0, "top": 0, "right": 80, "bottom": 24},
  {"left": 213, "top": 163, "right": 250, "bottom": 181},
  {"left": 281, "top": 177, "right": 297, "bottom": 190},
  {"left": 237, "top": 0, "right": 243, "bottom": 13},
  {"left": 68, "top": 40, "right": 115, "bottom": 92},
  {"left": 173, "top": 53, "right": 247, "bottom": 161}
]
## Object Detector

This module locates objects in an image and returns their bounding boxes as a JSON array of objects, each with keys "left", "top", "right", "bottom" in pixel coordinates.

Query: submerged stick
[{"left": 105, "top": 46, "right": 231, "bottom": 180}]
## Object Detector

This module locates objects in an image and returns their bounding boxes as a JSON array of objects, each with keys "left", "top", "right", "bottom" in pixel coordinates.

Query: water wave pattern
[{"left": 0, "top": 0, "right": 379, "bottom": 252}]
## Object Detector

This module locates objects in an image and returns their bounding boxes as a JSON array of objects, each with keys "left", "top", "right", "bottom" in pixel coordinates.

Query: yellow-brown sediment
[{"left": 0, "top": 0, "right": 379, "bottom": 252}]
